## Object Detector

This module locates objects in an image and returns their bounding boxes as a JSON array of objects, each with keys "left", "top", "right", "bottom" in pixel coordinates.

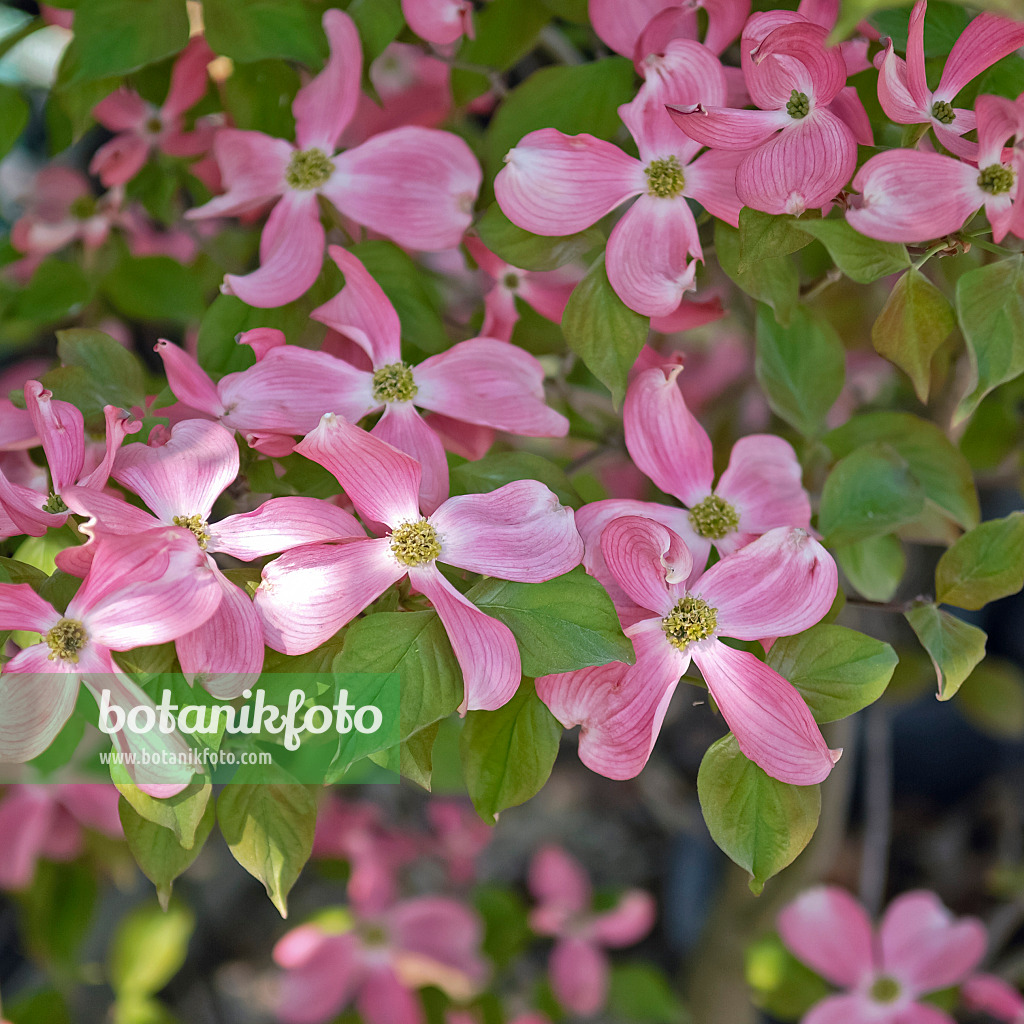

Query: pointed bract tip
[{"left": 830, "top": 747, "right": 843, "bottom": 764}]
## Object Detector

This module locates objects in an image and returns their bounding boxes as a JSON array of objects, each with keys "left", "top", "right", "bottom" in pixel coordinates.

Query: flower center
[
  {"left": 503, "top": 271, "right": 521, "bottom": 290},
  {"left": 786, "top": 90, "right": 810, "bottom": 119},
  {"left": 661, "top": 596, "right": 717, "bottom": 651},
  {"left": 372, "top": 362, "right": 418, "bottom": 403},
  {"left": 42, "top": 492, "right": 68, "bottom": 514},
  {"left": 173, "top": 513, "right": 210, "bottom": 549},
  {"left": 69, "top": 195, "right": 97, "bottom": 220},
  {"left": 870, "top": 976, "right": 902, "bottom": 1003},
  {"left": 645, "top": 156, "right": 686, "bottom": 199},
  {"left": 977, "top": 163, "right": 1015, "bottom": 195},
  {"left": 389, "top": 520, "right": 441, "bottom": 567},
  {"left": 688, "top": 494, "right": 740, "bottom": 540},
  {"left": 930, "top": 100, "right": 956, "bottom": 124},
  {"left": 45, "top": 618, "right": 88, "bottom": 663},
  {"left": 146, "top": 116, "right": 163, "bottom": 134},
  {"left": 285, "top": 147, "right": 335, "bottom": 190}
]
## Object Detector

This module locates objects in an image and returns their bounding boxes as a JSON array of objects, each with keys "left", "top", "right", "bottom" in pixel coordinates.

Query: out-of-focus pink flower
[
  {"left": 875, "top": 0, "right": 1024, "bottom": 158},
  {"left": 0, "top": 783, "right": 121, "bottom": 889},
  {"left": 0, "top": 358, "right": 50, "bottom": 452},
  {"left": 402, "top": 0, "right": 474, "bottom": 47},
  {"left": 538, "top": 517, "right": 839, "bottom": 783},
  {"left": 256, "top": 416, "right": 583, "bottom": 711},
  {"left": 90, "top": 37, "right": 214, "bottom": 186},
  {"left": 962, "top": 974, "right": 1024, "bottom": 1024},
  {"left": 528, "top": 845, "right": 655, "bottom": 1016},
  {"left": 187, "top": 9, "right": 481, "bottom": 307},
  {"left": 427, "top": 799, "right": 492, "bottom": 885},
  {"left": 778, "top": 886, "right": 987, "bottom": 1024},
  {"left": 274, "top": 896, "right": 490, "bottom": 1024},
  {"left": 121, "top": 205, "right": 199, "bottom": 263}
]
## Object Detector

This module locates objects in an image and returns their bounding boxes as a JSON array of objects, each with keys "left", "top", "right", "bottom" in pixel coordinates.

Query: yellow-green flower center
[
  {"left": 285, "top": 147, "right": 335, "bottom": 190},
  {"left": 930, "top": 100, "right": 956, "bottom": 124},
  {"left": 42, "top": 492, "right": 68, "bottom": 514},
  {"left": 173, "top": 513, "right": 210, "bottom": 549},
  {"left": 977, "top": 163, "right": 1015, "bottom": 196},
  {"left": 372, "top": 362, "right": 418, "bottom": 403},
  {"left": 146, "top": 116, "right": 163, "bottom": 134},
  {"left": 688, "top": 494, "right": 740, "bottom": 540},
  {"left": 786, "top": 90, "right": 810, "bottom": 119},
  {"left": 389, "top": 520, "right": 441, "bottom": 567},
  {"left": 645, "top": 156, "right": 686, "bottom": 199},
  {"left": 870, "top": 976, "right": 901, "bottom": 1003},
  {"left": 661, "top": 596, "right": 717, "bottom": 651},
  {"left": 69, "top": 195, "right": 97, "bottom": 220},
  {"left": 503, "top": 271, "right": 521, "bottom": 290},
  {"left": 45, "top": 618, "right": 88, "bottom": 663}
]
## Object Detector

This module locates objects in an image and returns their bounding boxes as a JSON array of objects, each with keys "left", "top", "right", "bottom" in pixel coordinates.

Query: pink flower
[
  {"left": 848, "top": 94, "right": 1024, "bottom": 243},
  {"left": 0, "top": 358, "right": 50, "bottom": 452},
  {"left": 537, "top": 517, "right": 839, "bottom": 783},
  {"left": 528, "top": 845, "right": 655, "bottom": 1016},
  {"left": 186, "top": 9, "right": 481, "bottom": 307},
  {"left": 274, "top": 897, "right": 489, "bottom": 1024},
  {"left": 875, "top": 0, "right": 1024, "bottom": 158},
  {"left": 778, "top": 886, "right": 988, "bottom": 1024},
  {"left": 426, "top": 799, "right": 493, "bottom": 885},
  {"left": 962, "top": 974, "right": 1024, "bottom": 1024},
  {"left": 401, "top": 0, "right": 474, "bottom": 46},
  {"left": 667, "top": 12, "right": 857, "bottom": 215},
  {"left": 0, "top": 530, "right": 223, "bottom": 796},
  {"left": 256, "top": 415, "right": 583, "bottom": 711},
  {"left": 90, "top": 36, "right": 215, "bottom": 187},
  {"left": 0, "top": 783, "right": 121, "bottom": 889},
  {"left": 496, "top": 40, "right": 743, "bottom": 316}
]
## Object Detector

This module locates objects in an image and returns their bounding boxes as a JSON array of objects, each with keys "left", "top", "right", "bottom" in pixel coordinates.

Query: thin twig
[{"left": 858, "top": 702, "right": 894, "bottom": 918}]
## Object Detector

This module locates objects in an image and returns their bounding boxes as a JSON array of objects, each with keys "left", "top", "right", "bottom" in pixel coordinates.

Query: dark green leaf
[
  {"left": 737, "top": 208, "right": 812, "bottom": 272},
  {"left": 796, "top": 217, "right": 910, "bottom": 283},
  {"left": 9, "top": 260, "right": 91, "bottom": 325},
  {"left": 475, "top": 203, "right": 602, "bottom": 273},
  {"left": 0, "top": 84, "right": 29, "bottom": 159},
  {"left": 957, "top": 657, "right": 1024, "bottom": 739},
  {"left": 935, "top": 512, "right": 1024, "bottom": 610},
  {"left": 112, "top": 765, "right": 212, "bottom": 849},
  {"left": 608, "top": 964, "right": 687, "bottom": 1023},
  {"left": 222, "top": 58, "right": 300, "bottom": 136},
  {"left": 347, "top": 0, "right": 404, "bottom": 65},
  {"left": 834, "top": 534, "right": 906, "bottom": 603},
  {"left": 103, "top": 255, "right": 207, "bottom": 323},
  {"left": 202, "top": 0, "right": 326, "bottom": 64},
  {"left": 449, "top": 451, "right": 582, "bottom": 509},
  {"left": 715, "top": 220, "right": 798, "bottom": 325},
  {"left": 21, "top": 861, "right": 97, "bottom": 966},
  {"left": 905, "top": 603, "right": 987, "bottom": 701}
]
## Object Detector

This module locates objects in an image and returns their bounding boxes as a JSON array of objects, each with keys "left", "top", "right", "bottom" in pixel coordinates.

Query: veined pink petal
[
  {"left": 402, "top": 0, "right": 474, "bottom": 45},
  {"left": 737, "top": 109, "right": 857, "bottom": 215},
  {"left": 421, "top": 412, "right": 495, "bottom": 462},
  {"left": 114, "top": 419, "right": 239, "bottom": 523},
  {"left": 589, "top": 0, "right": 667, "bottom": 56},
  {"left": 550, "top": 937, "right": 609, "bottom": 1016},
  {"left": 934, "top": 114, "right": 980, "bottom": 159},
  {"left": 694, "top": 527, "right": 837, "bottom": 640},
  {"left": 599, "top": 516, "right": 691, "bottom": 616},
  {"left": 92, "top": 89, "right": 148, "bottom": 132},
  {"left": 240, "top": 327, "right": 287, "bottom": 359},
  {"left": 24, "top": 381, "right": 84, "bottom": 493},
  {"left": 701, "top": 0, "right": 752, "bottom": 55},
  {"left": 624, "top": 365, "right": 714, "bottom": 507},
  {"left": 186, "top": 130, "right": 291, "bottom": 219},
  {"left": 529, "top": 845, "right": 592, "bottom": 920},
  {"left": 589, "top": 891, "right": 657, "bottom": 946},
  {"left": 356, "top": 968, "right": 422, "bottom": 1024},
  {"left": 209, "top": 496, "right": 365, "bottom": 559},
  {"left": 876, "top": 41, "right": 925, "bottom": 124},
  {"left": 154, "top": 340, "right": 225, "bottom": 417},
  {"left": 77, "top": 406, "right": 142, "bottom": 494},
  {"left": 89, "top": 134, "right": 151, "bottom": 187},
  {"left": 296, "top": 414, "right": 421, "bottom": 527},
  {"left": 976, "top": 94, "right": 1021, "bottom": 167},
  {"left": 961, "top": 974, "right": 1024, "bottom": 1023},
  {"left": 275, "top": 929, "right": 364, "bottom": 1024},
  {"left": 879, "top": 891, "right": 987, "bottom": 995},
  {"left": 313, "top": 246, "right": 402, "bottom": 366},
  {"left": 848, "top": 150, "right": 981, "bottom": 242},
  {"left": 829, "top": 85, "right": 874, "bottom": 146},
  {"left": 777, "top": 886, "right": 876, "bottom": 988},
  {"left": 293, "top": 9, "right": 362, "bottom": 152},
  {"left": 666, "top": 103, "right": 790, "bottom": 150},
  {"left": 408, "top": 564, "right": 520, "bottom": 712},
  {"left": 430, "top": 480, "right": 582, "bottom": 581},
  {"left": 224, "top": 191, "right": 325, "bottom": 308},
  {"left": 60, "top": 485, "right": 161, "bottom": 540},
  {"left": 745, "top": 20, "right": 847, "bottom": 110},
  {"left": 481, "top": 283, "right": 521, "bottom": 342},
  {"left": 684, "top": 148, "right": 745, "bottom": 226},
  {"left": 372, "top": 403, "right": 449, "bottom": 516},
  {"left": 937, "top": 11, "right": 1024, "bottom": 102},
  {"left": 0, "top": 467, "right": 63, "bottom": 536},
  {"left": 606, "top": 195, "right": 700, "bottom": 316},
  {"left": 495, "top": 128, "right": 645, "bottom": 235},
  {"left": 692, "top": 640, "right": 839, "bottom": 784},
  {"left": 803, "top": 994, "right": 898, "bottom": 1024},
  {"left": 414, "top": 338, "right": 568, "bottom": 436},
  {"left": 257, "top": 539, "right": 404, "bottom": 654},
  {"left": 326, "top": 126, "right": 481, "bottom": 251},
  {"left": 634, "top": 7, "right": 700, "bottom": 65},
  {"left": 0, "top": 583, "right": 61, "bottom": 632},
  {"left": 162, "top": 36, "right": 213, "bottom": 119},
  {"left": 517, "top": 267, "right": 581, "bottom": 325}
]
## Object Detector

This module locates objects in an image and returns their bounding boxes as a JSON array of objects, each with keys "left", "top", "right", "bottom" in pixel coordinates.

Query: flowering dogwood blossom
[
  {"left": 401, "top": 0, "right": 474, "bottom": 46},
  {"left": 778, "top": 886, "right": 987, "bottom": 1024},
  {"left": 187, "top": 9, "right": 481, "bottom": 307},
  {"left": 256, "top": 415, "right": 583, "bottom": 711},
  {"left": 962, "top": 974, "right": 1024, "bottom": 1024}
]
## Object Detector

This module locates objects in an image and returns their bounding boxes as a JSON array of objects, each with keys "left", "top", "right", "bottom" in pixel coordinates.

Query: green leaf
[
  {"left": 202, "top": 0, "right": 326, "bottom": 64},
  {"left": 562, "top": 253, "right": 649, "bottom": 406},
  {"left": 347, "top": 0, "right": 404, "bottom": 65},
  {"left": 216, "top": 762, "right": 318, "bottom": 916},
  {"left": 825, "top": 411, "right": 980, "bottom": 531},
  {"left": 871, "top": 268, "right": 955, "bottom": 403},
  {"left": 0, "top": 84, "right": 29, "bottom": 159},
  {"left": 737, "top": 208, "right": 812, "bottom": 272},
  {"left": 8, "top": 260, "right": 91, "bottom": 325},
  {"left": 475, "top": 203, "right": 602, "bottom": 273},
  {"left": 119, "top": 796, "right": 216, "bottom": 910},
  {"left": 221, "top": 58, "right": 300, "bottom": 137},
  {"left": 103, "top": 255, "right": 207, "bottom": 323},
  {"left": 59, "top": 0, "right": 189, "bottom": 84},
  {"left": 795, "top": 217, "right": 910, "bottom": 283},
  {"left": 5, "top": 990, "right": 72, "bottom": 1024},
  {"left": 483, "top": 57, "right": 635, "bottom": 175},
  {"left": 608, "top": 964, "right": 687, "bottom": 1023},
  {"left": 957, "top": 657, "right": 1024, "bottom": 739},
  {"left": 698, "top": 734, "right": 820, "bottom": 894},
  {"left": 112, "top": 766, "right": 212, "bottom": 849},
  {"left": 818, "top": 443, "right": 926, "bottom": 546},
  {"left": 746, "top": 933, "right": 832, "bottom": 1022},
  {"left": 474, "top": 886, "right": 532, "bottom": 968},
  {"left": 766, "top": 624, "right": 897, "bottom": 723},
  {"left": 715, "top": 220, "right": 798, "bottom": 325},
  {"left": 21, "top": 861, "right": 97, "bottom": 967},
  {"left": 466, "top": 567, "right": 635, "bottom": 677},
  {"left": 449, "top": 451, "right": 582, "bottom": 509},
  {"left": 108, "top": 902, "right": 194, "bottom": 998},
  {"left": 954, "top": 255, "right": 1024, "bottom": 423},
  {"left": 905, "top": 603, "right": 987, "bottom": 701},
  {"left": 934, "top": 512, "right": 1024, "bottom": 610},
  {"left": 334, "top": 610, "right": 462, "bottom": 741},
  {"left": 755, "top": 304, "right": 845, "bottom": 437},
  {"left": 460, "top": 679, "right": 561, "bottom": 823},
  {"left": 834, "top": 534, "right": 906, "bottom": 603}
]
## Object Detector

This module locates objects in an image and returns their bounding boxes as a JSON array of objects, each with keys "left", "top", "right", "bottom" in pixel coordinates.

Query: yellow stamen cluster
[
  {"left": 661, "top": 596, "right": 717, "bottom": 651},
  {"left": 645, "top": 155, "right": 687, "bottom": 199},
  {"left": 977, "top": 163, "right": 1015, "bottom": 195},
  {"left": 786, "top": 90, "right": 810, "bottom": 119},
  {"left": 42, "top": 492, "right": 68, "bottom": 514},
  {"left": 930, "top": 100, "right": 956, "bottom": 124},
  {"left": 688, "top": 494, "right": 740, "bottom": 540},
  {"left": 173, "top": 513, "right": 211, "bottom": 549},
  {"left": 870, "top": 977, "right": 901, "bottom": 1004},
  {"left": 285, "top": 147, "right": 335, "bottom": 190},
  {"left": 45, "top": 618, "right": 88, "bottom": 663},
  {"left": 372, "top": 362, "right": 418, "bottom": 403},
  {"left": 389, "top": 520, "right": 441, "bottom": 567}
]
